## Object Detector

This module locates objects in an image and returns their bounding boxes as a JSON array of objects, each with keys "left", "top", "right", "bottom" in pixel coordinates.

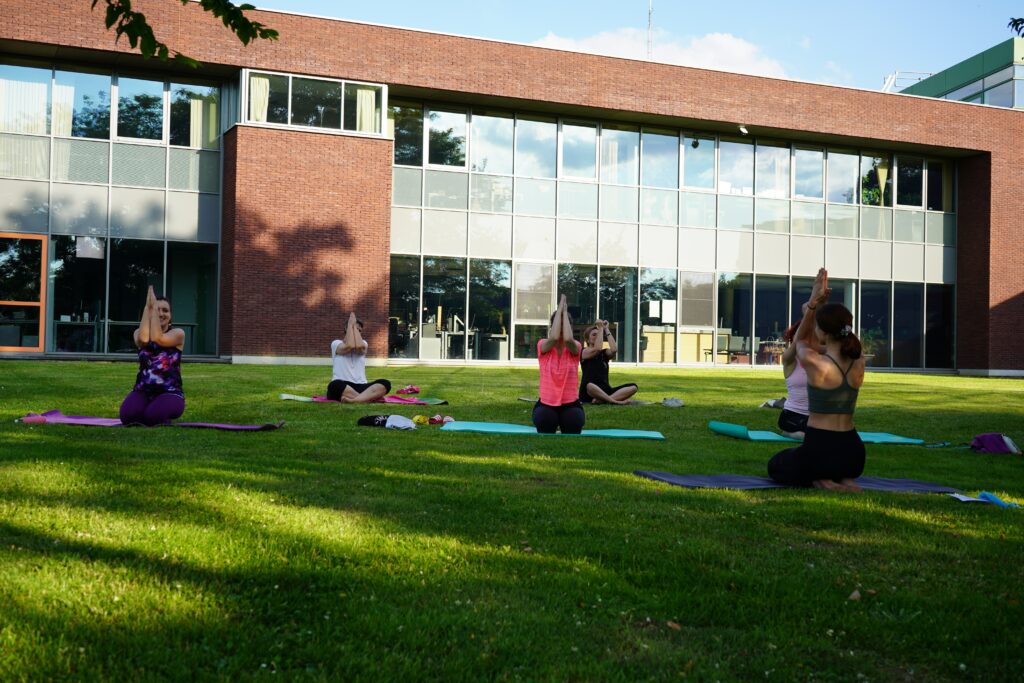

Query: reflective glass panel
[
  {"left": 926, "top": 160, "right": 952, "bottom": 212},
  {"left": 515, "top": 116, "right": 556, "bottom": 178},
  {"left": 641, "top": 188, "right": 677, "bottom": 225},
  {"left": 167, "top": 242, "right": 217, "bottom": 354},
  {"left": 826, "top": 204, "right": 858, "bottom": 238},
  {"left": 640, "top": 268, "right": 676, "bottom": 363},
  {"left": 600, "top": 124, "right": 639, "bottom": 185},
  {"left": 343, "top": 83, "right": 382, "bottom": 133},
  {"left": 984, "top": 81, "right": 1013, "bottom": 107},
  {"left": 892, "top": 283, "right": 923, "bottom": 368},
  {"left": 826, "top": 150, "right": 858, "bottom": 204},
  {"left": 755, "top": 199, "right": 789, "bottom": 233},
  {"left": 896, "top": 156, "right": 923, "bottom": 207},
  {"left": 0, "top": 236, "right": 42, "bottom": 300},
  {"left": 755, "top": 143, "right": 789, "bottom": 198},
  {"left": 54, "top": 70, "right": 110, "bottom": 139},
  {"left": 424, "top": 170, "right": 468, "bottom": 209},
  {"left": 680, "top": 192, "right": 715, "bottom": 228},
  {"left": 248, "top": 72, "right": 288, "bottom": 124},
  {"left": 861, "top": 207, "right": 892, "bottom": 241},
  {"left": 107, "top": 238, "right": 163, "bottom": 352},
  {"left": 49, "top": 235, "right": 106, "bottom": 352},
  {"left": 470, "top": 174, "right": 512, "bottom": 213},
  {"left": 389, "top": 102, "right": 423, "bottom": 166},
  {"left": 469, "top": 259, "right": 511, "bottom": 360},
  {"left": 678, "top": 271, "right": 714, "bottom": 364},
  {"left": 0, "top": 64, "right": 50, "bottom": 134},
  {"left": 290, "top": 77, "right": 341, "bottom": 129},
  {"left": 117, "top": 77, "right": 164, "bottom": 140},
  {"left": 599, "top": 266, "right": 638, "bottom": 362},
  {"left": 514, "top": 262, "right": 553, "bottom": 323},
  {"left": 515, "top": 178, "right": 556, "bottom": 216},
  {"left": 682, "top": 135, "right": 715, "bottom": 189},
  {"left": 393, "top": 167, "right": 422, "bottom": 207},
  {"left": 791, "top": 201, "right": 824, "bottom": 235},
  {"left": 558, "top": 181, "right": 598, "bottom": 219},
  {"left": 717, "top": 272, "right": 752, "bottom": 364},
  {"left": 388, "top": 254, "right": 420, "bottom": 358},
  {"left": 754, "top": 275, "right": 788, "bottom": 365},
  {"left": 170, "top": 82, "right": 219, "bottom": 148},
  {"left": 641, "top": 129, "right": 678, "bottom": 188},
  {"left": 558, "top": 263, "right": 597, "bottom": 328},
  {"left": 792, "top": 278, "right": 856, "bottom": 327},
  {"left": 860, "top": 154, "right": 893, "bottom": 207},
  {"left": 421, "top": 257, "right": 466, "bottom": 359},
  {"left": 470, "top": 112, "right": 514, "bottom": 174},
  {"left": 718, "top": 139, "right": 753, "bottom": 195},
  {"left": 561, "top": 122, "right": 597, "bottom": 178},
  {"left": 600, "top": 185, "right": 638, "bottom": 222},
  {"left": 718, "top": 195, "right": 753, "bottom": 230},
  {"left": 859, "top": 280, "right": 891, "bottom": 368},
  {"left": 0, "top": 304, "right": 41, "bottom": 348},
  {"left": 793, "top": 148, "right": 824, "bottom": 199},
  {"left": 1016, "top": 80, "right": 1024, "bottom": 108},
  {"left": 894, "top": 210, "right": 925, "bottom": 242},
  {"left": 427, "top": 109, "right": 466, "bottom": 167},
  {"left": 0, "top": 133, "right": 49, "bottom": 179},
  {"left": 925, "top": 284, "right": 954, "bottom": 369}
]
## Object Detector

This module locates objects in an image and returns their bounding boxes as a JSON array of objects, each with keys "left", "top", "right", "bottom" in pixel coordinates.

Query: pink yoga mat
[{"left": 21, "top": 410, "right": 283, "bottom": 431}]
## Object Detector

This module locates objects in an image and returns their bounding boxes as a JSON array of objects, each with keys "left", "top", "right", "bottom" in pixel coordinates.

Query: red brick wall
[
  {"left": 220, "top": 126, "right": 392, "bottom": 357},
  {"left": 4, "top": 0, "right": 1024, "bottom": 367}
]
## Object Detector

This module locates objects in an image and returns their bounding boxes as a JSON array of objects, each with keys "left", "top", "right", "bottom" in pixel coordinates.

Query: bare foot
[
  {"left": 615, "top": 399, "right": 630, "bottom": 405},
  {"left": 838, "top": 478, "right": 862, "bottom": 493},
  {"left": 812, "top": 479, "right": 846, "bottom": 492},
  {"left": 592, "top": 398, "right": 601, "bottom": 404},
  {"left": 339, "top": 396, "right": 353, "bottom": 404}
]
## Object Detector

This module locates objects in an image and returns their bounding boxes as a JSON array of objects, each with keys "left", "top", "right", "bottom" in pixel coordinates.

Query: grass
[{"left": 1, "top": 360, "right": 1022, "bottom": 681}]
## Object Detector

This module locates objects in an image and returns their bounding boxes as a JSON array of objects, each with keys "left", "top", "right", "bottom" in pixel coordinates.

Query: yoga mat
[
  {"left": 634, "top": 471, "right": 960, "bottom": 494},
  {"left": 441, "top": 421, "right": 664, "bottom": 440},
  {"left": 708, "top": 421, "right": 924, "bottom": 445},
  {"left": 20, "top": 410, "right": 283, "bottom": 431},
  {"left": 280, "top": 393, "right": 447, "bottom": 405},
  {"left": 517, "top": 396, "right": 653, "bottom": 405}
]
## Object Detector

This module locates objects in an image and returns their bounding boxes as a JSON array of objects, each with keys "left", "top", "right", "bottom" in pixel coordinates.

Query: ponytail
[{"left": 815, "top": 303, "right": 861, "bottom": 360}]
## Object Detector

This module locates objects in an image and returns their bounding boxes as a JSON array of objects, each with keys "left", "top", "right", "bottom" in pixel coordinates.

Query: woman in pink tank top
[
  {"left": 533, "top": 294, "right": 584, "bottom": 434},
  {"left": 778, "top": 308, "right": 812, "bottom": 439}
]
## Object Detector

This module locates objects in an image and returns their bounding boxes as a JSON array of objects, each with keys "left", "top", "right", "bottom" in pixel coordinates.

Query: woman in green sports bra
[{"left": 768, "top": 268, "right": 866, "bottom": 492}]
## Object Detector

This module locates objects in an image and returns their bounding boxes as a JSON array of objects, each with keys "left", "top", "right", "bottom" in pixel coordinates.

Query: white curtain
[
  {"left": 0, "top": 77, "right": 48, "bottom": 135},
  {"left": 248, "top": 75, "right": 270, "bottom": 123},
  {"left": 355, "top": 86, "right": 378, "bottom": 133},
  {"left": 0, "top": 135, "right": 48, "bottom": 179}
]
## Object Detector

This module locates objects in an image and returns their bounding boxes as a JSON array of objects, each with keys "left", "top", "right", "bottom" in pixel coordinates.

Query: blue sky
[{"left": 252, "top": 0, "right": 1021, "bottom": 89}]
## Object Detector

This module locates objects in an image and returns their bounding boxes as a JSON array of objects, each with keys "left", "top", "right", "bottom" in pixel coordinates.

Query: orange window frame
[{"left": 0, "top": 232, "right": 47, "bottom": 353}]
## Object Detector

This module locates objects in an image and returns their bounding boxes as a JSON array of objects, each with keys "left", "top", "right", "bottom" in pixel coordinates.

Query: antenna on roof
[{"left": 647, "top": 0, "right": 653, "bottom": 60}]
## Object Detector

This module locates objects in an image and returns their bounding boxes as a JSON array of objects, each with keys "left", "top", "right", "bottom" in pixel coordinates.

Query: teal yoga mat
[
  {"left": 708, "top": 421, "right": 924, "bottom": 445},
  {"left": 441, "top": 421, "right": 664, "bottom": 440}
]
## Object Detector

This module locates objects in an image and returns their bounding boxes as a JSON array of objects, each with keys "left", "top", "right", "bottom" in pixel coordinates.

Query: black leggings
[
  {"left": 768, "top": 426, "right": 865, "bottom": 486},
  {"left": 532, "top": 400, "right": 585, "bottom": 434},
  {"left": 580, "top": 382, "right": 639, "bottom": 402},
  {"left": 326, "top": 379, "right": 392, "bottom": 401},
  {"left": 777, "top": 409, "right": 809, "bottom": 434}
]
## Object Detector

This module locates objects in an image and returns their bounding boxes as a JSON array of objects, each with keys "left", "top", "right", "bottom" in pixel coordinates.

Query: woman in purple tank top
[{"left": 119, "top": 286, "right": 186, "bottom": 426}]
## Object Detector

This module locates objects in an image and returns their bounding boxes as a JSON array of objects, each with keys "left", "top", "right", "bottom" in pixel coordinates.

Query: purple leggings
[{"left": 119, "top": 390, "right": 185, "bottom": 426}]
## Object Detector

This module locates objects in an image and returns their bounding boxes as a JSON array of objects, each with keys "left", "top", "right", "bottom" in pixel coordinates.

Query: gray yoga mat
[{"left": 635, "top": 471, "right": 961, "bottom": 494}]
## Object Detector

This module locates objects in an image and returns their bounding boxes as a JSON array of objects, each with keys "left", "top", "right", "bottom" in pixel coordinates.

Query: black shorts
[
  {"left": 777, "top": 409, "right": 809, "bottom": 434},
  {"left": 326, "top": 379, "right": 392, "bottom": 401},
  {"left": 768, "top": 426, "right": 865, "bottom": 486}
]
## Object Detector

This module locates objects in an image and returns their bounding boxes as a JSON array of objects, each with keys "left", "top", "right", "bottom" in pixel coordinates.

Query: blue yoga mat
[
  {"left": 708, "top": 421, "right": 924, "bottom": 445},
  {"left": 635, "top": 471, "right": 960, "bottom": 494},
  {"left": 441, "top": 421, "right": 664, "bottom": 440}
]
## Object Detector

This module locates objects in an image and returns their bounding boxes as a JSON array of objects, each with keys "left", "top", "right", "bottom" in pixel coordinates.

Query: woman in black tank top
[
  {"left": 767, "top": 269, "right": 866, "bottom": 492},
  {"left": 579, "top": 320, "right": 638, "bottom": 404}
]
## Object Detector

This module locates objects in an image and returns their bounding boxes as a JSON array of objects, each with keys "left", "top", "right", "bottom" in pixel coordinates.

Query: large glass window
[
  {"left": 716, "top": 272, "right": 752, "bottom": 364},
  {"left": 755, "top": 142, "right": 789, "bottom": 198},
  {"left": 248, "top": 72, "right": 288, "bottom": 125},
  {"left": 926, "top": 160, "right": 952, "bottom": 212},
  {"left": 343, "top": 83, "right": 382, "bottom": 134},
  {"left": 170, "top": 82, "right": 219, "bottom": 148},
  {"left": 719, "top": 196, "right": 753, "bottom": 230},
  {"left": 0, "top": 64, "right": 50, "bottom": 135},
  {"left": 106, "top": 238, "right": 163, "bottom": 352},
  {"left": 895, "top": 157, "right": 923, "bottom": 207},
  {"left": 859, "top": 281, "right": 891, "bottom": 368},
  {"left": 753, "top": 275, "right": 788, "bottom": 365},
  {"left": 600, "top": 125, "right": 639, "bottom": 185},
  {"left": 388, "top": 255, "right": 420, "bottom": 358},
  {"left": 641, "top": 129, "right": 678, "bottom": 188},
  {"left": 116, "top": 77, "right": 164, "bottom": 140},
  {"left": 49, "top": 235, "right": 105, "bottom": 352},
  {"left": 167, "top": 242, "right": 217, "bottom": 355},
  {"left": 468, "top": 259, "right": 511, "bottom": 360},
  {"left": 558, "top": 263, "right": 597, "bottom": 328},
  {"left": 792, "top": 202, "right": 824, "bottom": 235},
  {"left": 561, "top": 122, "right": 597, "bottom": 179},
  {"left": 421, "top": 257, "right": 466, "bottom": 359},
  {"left": 682, "top": 135, "right": 715, "bottom": 189},
  {"left": 513, "top": 262, "right": 553, "bottom": 358},
  {"left": 0, "top": 234, "right": 45, "bottom": 350},
  {"left": 718, "top": 139, "right": 753, "bottom": 195},
  {"left": 826, "top": 150, "right": 858, "bottom": 204},
  {"left": 755, "top": 199, "right": 789, "bottom": 233},
  {"left": 892, "top": 282, "right": 923, "bottom": 368},
  {"left": 793, "top": 148, "right": 824, "bottom": 200},
  {"left": 427, "top": 109, "right": 466, "bottom": 167},
  {"left": 860, "top": 154, "right": 893, "bottom": 207},
  {"left": 680, "top": 192, "right": 716, "bottom": 228},
  {"left": 925, "top": 284, "right": 954, "bottom": 369},
  {"left": 640, "top": 268, "right": 676, "bottom": 363},
  {"left": 54, "top": 70, "right": 110, "bottom": 139},
  {"left": 984, "top": 81, "right": 1013, "bottom": 107},
  {"left": 515, "top": 116, "right": 556, "bottom": 178},
  {"left": 599, "top": 266, "right": 637, "bottom": 362},
  {"left": 678, "top": 271, "right": 714, "bottom": 363},
  {"left": 791, "top": 278, "right": 856, "bottom": 326},
  {"left": 290, "top": 77, "right": 341, "bottom": 129},
  {"left": 389, "top": 102, "right": 423, "bottom": 166},
  {"left": 470, "top": 111, "right": 514, "bottom": 174}
]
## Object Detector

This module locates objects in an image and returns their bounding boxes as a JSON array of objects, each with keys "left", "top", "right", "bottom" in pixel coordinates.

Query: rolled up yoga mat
[
  {"left": 280, "top": 393, "right": 447, "bottom": 405},
  {"left": 635, "top": 471, "right": 960, "bottom": 494},
  {"left": 20, "top": 410, "right": 283, "bottom": 431},
  {"left": 441, "top": 421, "right": 664, "bottom": 440},
  {"left": 708, "top": 421, "right": 924, "bottom": 445}
]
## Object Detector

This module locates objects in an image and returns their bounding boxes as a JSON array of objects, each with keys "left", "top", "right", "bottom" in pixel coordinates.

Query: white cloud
[
  {"left": 533, "top": 27, "right": 787, "bottom": 79},
  {"left": 799, "top": 36, "right": 812, "bottom": 50},
  {"left": 823, "top": 60, "right": 854, "bottom": 85}
]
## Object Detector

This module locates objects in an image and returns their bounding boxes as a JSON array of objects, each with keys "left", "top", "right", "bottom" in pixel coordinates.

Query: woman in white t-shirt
[{"left": 327, "top": 312, "right": 392, "bottom": 403}]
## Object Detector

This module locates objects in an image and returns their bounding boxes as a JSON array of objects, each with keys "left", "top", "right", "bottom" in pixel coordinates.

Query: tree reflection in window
[{"left": 427, "top": 110, "right": 466, "bottom": 167}]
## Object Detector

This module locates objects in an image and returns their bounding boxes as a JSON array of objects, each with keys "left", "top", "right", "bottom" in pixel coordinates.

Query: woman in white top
[{"left": 327, "top": 312, "right": 392, "bottom": 403}]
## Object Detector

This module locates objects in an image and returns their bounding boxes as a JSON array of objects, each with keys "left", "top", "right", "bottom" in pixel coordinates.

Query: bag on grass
[
  {"left": 970, "top": 433, "right": 1021, "bottom": 454},
  {"left": 357, "top": 415, "right": 416, "bottom": 430}
]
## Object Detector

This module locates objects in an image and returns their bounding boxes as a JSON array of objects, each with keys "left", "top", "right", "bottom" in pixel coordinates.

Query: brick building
[{"left": 1, "top": 1, "right": 1022, "bottom": 374}]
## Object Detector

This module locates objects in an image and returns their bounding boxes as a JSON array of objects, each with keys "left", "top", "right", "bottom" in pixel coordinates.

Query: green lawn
[{"left": 1, "top": 361, "right": 1022, "bottom": 681}]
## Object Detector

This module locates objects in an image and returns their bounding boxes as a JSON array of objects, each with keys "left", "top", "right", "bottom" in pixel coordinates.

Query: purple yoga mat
[
  {"left": 22, "top": 410, "right": 283, "bottom": 431},
  {"left": 635, "top": 471, "right": 960, "bottom": 494},
  {"left": 312, "top": 395, "right": 432, "bottom": 405}
]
